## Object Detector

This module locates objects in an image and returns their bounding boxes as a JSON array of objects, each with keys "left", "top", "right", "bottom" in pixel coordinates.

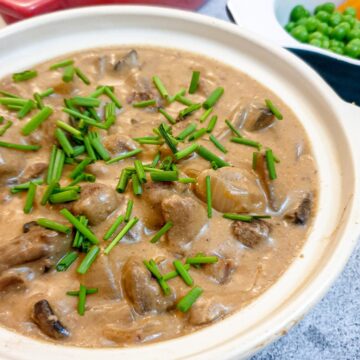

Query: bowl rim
[{"left": 0, "top": 5, "right": 359, "bottom": 359}]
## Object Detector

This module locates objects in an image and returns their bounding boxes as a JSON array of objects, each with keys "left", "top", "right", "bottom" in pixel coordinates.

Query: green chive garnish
[
  {"left": 60, "top": 209, "right": 99, "bottom": 245},
  {"left": 21, "top": 106, "right": 53, "bottom": 136},
  {"left": 134, "top": 160, "right": 147, "bottom": 184},
  {"left": 23, "top": 182, "right": 37, "bottom": 214},
  {"left": 173, "top": 260, "right": 193, "bottom": 286},
  {"left": 52, "top": 148, "right": 65, "bottom": 182},
  {"left": 134, "top": 138, "right": 164, "bottom": 145},
  {"left": 186, "top": 256, "right": 218, "bottom": 264},
  {"left": 177, "top": 286, "right": 203, "bottom": 312},
  {"left": 89, "top": 132, "right": 110, "bottom": 161},
  {"left": 103, "top": 214, "right": 125, "bottom": 241},
  {"left": 62, "top": 108, "right": 107, "bottom": 129},
  {"left": 178, "top": 177, "right": 197, "bottom": 184},
  {"left": 207, "top": 115, "right": 218, "bottom": 134},
  {"left": 132, "top": 173, "right": 143, "bottom": 196},
  {"left": 18, "top": 100, "right": 35, "bottom": 119},
  {"left": 150, "top": 170, "right": 178, "bottom": 182},
  {"left": 0, "top": 141, "right": 40, "bottom": 151},
  {"left": 205, "top": 175, "right": 212, "bottom": 218},
  {"left": 56, "top": 120, "right": 82, "bottom": 138},
  {"left": 0, "top": 120, "right": 13, "bottom": 136},
  {"left": 199, "top": 107, "right": 213, "bottom": 123},
  {"left": 75, "top": 67, "right": 91, "bottom": 85},
  {"left": 225, "top": 119, "right": 242, "bottom": 137},
  {"left": 223, "top": 213, "right": 253, "bottom": 222},
  {"left": 77, "top": 284, "right": 87, "bottom": 316},
  {"left": 175, "top": 94, "right": 194, "bottom": 106},
  {"left": 133, "top": 99, "right": 156, "bottom": 108},
  {"left": 56, "top": 251, "right": 78, "bottom": 272},
  {"left": 49, "top": 190, "right": 79, "bottom": 204},
  {"left": 116, "top": 169, "right": 131, "bottom": 193},
  {"left": 36, "top": 218, "right": 71, "bottom": 234},
  {"left": 50, "top": 59, "right": 74, "bottom": 70},
  {"left": 174, "top": 143, "right": 198, "bottom": 161},
  {"left": 106, "top": 149, "right": 142, "bottom": 164},
  {"left": 265, "top": 99, "right": 283, "bottom": 120},
  {"left": 77, "top": 245, "right": 100, "bottom": 275},
  {"left": 69, "top": 157, "right": 92, "bottom": 179},
  {"left": 189, "top": 71, "right": 200, "bottom": 94},
  {"left": 188, "top": 128, "right": 207, "bottom": 141},
  {"left": 103, "top": 86, "right": 122, "bottom": 109},
  {"left": 0, "top": 97, "right": 28, "bottom": 106},
  {"left": 143, "top": 260, "right": 171, "bottom": 295},
  {"left": 12, "top": 70, "right": 37, "bottom": 82},
  {"left": 158, "top": 123, "right": 178, "bottom": 154},
  {"left": 66, "top": 288, "right": 98, "bottom": 296},
  {"left": 71, "top": 96, "right": 100, "bottom": 107},
  {"left": 209, "top": 134, "right": 227, "bottom": 153},
  {"left": 150, "top": 152, "right": 161, "bottom": 168},
  {"left": 33, "top": 93, "right": 44, "bottom": 109},
  {"left": 158, "top": 108, "right": 176, "bottom": 125},
  {"left": 104, "top": 217, "right": 139, "bottom": 255},
  {"left": 178, "top": 103, "right": 202, "bottom": 119},
  {"left": 265, "top": 149, "right": 277, "bottom": 180},
  {"left": 72, "top": 215, "right": 88, "bottom": 248},
  {"left": 0, "top": 90, "right": 20, "bottom": 98},
  {"left": 231, "top": 137, "right": 262, "bottom": 150},
  {"left": 252, "top": 152, "right": 259, "bottom": 170},
  {"left": 124, "top": 199, "right": 134, "bottom": 223},
  {"left": 55, "top": 128, "right": 74, "bottom": 157},
  {"left": 152, "top": 76, "right": 169, "bottom": 100},
  {"left": 196, "top": 145, "right": 229, "bottom": 168},
  {"left": 203, "top": 87, "right": 224, "bottom": 109},
  {"left": 150, "top": 221, "right": 173, "bottom": 243},
  {"left": 62, "top": 65, "right": 75, "bottom": 83},
  {"left": 162, "top": 264, "right": 191, "bottom": 281},
  {"left": 10, "top": 179, "right": 43, "bottom": 194},
  {"left": 83, "top": 135, "right": 96, "bottom": 160},
  {"left": 40, "top": 180, "right": 58, "bottom": 205},
  {"left": 176, "top": 123, "right": 197, "bottom": 141},
  {"left": 39, "top": 88, "right": 54, "bottom": 98}
]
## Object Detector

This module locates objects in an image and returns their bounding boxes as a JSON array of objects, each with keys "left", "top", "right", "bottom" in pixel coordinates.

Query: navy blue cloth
[{"left": 286, "top": 48, "right": 360, "bottom": 105}]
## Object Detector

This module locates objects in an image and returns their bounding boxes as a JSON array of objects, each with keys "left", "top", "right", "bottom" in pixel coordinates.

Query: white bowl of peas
[{"left": 228, "top": 0, "right": 360, "bottom": 64}]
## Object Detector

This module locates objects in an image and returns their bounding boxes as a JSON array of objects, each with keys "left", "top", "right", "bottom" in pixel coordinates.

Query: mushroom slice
[
  {"left": 189, "top": 297, "right": 228, "bottom": 325},
  {"left": 285, "top": 193, "right": 313, "bottom": 225},
  {"left": 32, "top": 300, "right": 70, "bottom": 339},
  {"left": 231, "top": 219, "right": 271, "bottom": 248},
  {"left": 241, "top": 103, "right": 276, "bottom": 132},
  {"left": 113, "top": 50, "right": 140, "bottom": 72}
]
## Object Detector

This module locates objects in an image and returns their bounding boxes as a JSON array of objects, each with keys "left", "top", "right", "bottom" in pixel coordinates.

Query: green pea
[
  {"left": 309, "top": 31, "right": 324, "bottom": 40},
  {"left": 347, "top": 28, "right": 360, "bottom": 41},
  {"left": 305, "top": 17, "right": 319, "bottom": 32},
  {"left": 316, "top": 10, "right": 331, "bottom": 23},
  {"left": 321, "top": 38, "right": 330, "bottom": 49},
  {"left": 309, "top": 38, "right": 322, "bottom": 47},
  {"left": 297, "top": 18, "right": 309, "bottom": 26},
  {"left": 330, "top": 39, "right": 345, "bottom": 48},
  {"left": 285, "top": 21, "right": 296, "bottom": 32},
  {"left": 343, "top": 7, "right": 357, "bottom": 17},
  {"left": 317, "top": 22, "right": 331, "bottom": 35},
  {"left": 329, "top": 46, "right": 344, "bottom": 54},
  {"left": 331, "top": 24, "right": 349, "bottom": 40},
  {"left": 342, "top": 15, "right": 356, "bottom": 27},
  {"left": 329, "top": 12, "right": 342, "bottom": 27},
  {"left": 315, "top": 2, "right": 336, "bottom": 14},
  {"left": 291, "top": 25, "right": 309, "bottom": 43},
  {"left": 290, "top": 5, "right": 310, "bottom": 22},
  {"left": 345, "top": 39, "right": 360, "bottom": 58}
]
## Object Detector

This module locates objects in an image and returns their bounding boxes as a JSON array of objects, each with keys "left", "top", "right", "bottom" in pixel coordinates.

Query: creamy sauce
[{"left": 0, "top": 47, "right": 318, "bottom": 347}]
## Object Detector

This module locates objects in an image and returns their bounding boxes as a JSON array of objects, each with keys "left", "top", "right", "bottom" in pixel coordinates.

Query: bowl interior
[{"left": 0, "top": 6, "right": 357, "bottom": 360}]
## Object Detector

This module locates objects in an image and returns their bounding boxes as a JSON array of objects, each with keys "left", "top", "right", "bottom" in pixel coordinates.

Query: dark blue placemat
[{"left": 286, "top": 48, "right": 360, "bottom": 105}]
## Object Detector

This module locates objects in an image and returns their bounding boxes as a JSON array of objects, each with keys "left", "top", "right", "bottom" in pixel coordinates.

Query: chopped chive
[
  {"left": 150, "top": 152, "right": 161, "bottom": 168},
  {"left": 23, "top": 182, "right": 37, "bottom": 214},
  {"left": 196, "top": 145, "right": 229, "bottom": 168},
  {"left": 69, "top": 157, "right": 92, "bottom": 179},
  {"left": 77, "top": 245, "right": 100, "bottom": 274},
  {"left": 158, "top": 123, "right": 178, "bottom": 154},
  {"left": 178, "top": 177, "right": 197, "bottom": 184},
  {"left": 0, "top": 90, "right": 20, "bottom": 98},
  {"left": 150, "top": 170, "right": 178, "bottom": 182},
  {"left": 104, "top": 102, "right": 116, "bottom": 128},
  {"left": 189, "top": 71, "right": 200, "bottom": 94},
  {"left": 71, "top": 96, "right": 100, "bottom": 107},
  {"left": 12, "top": 70, "right": 37, "bottom": 82},
  {"left": 41, "top": 180, "right": 59, "bottom": 205},
  {"left": 176, "top": 123, "right": 197, "bottom": 141},
  {"left": 0, "top": 116, "right": 3, "bottom": 124},
  {"left": 178, "top": 103, "right": 202, "bottom": 119},
  {"left": 116, "top": 169, "right": 131, "bottom": 193},
  {"left": 265, "top": 99, "right": 283, "bottom": 120},
  {"left": 77, "top": 284, "right": 87, "bottom": 316},
  {"left": 56, "top": 251, "right": 78, "bottom": 271},
  {"left": 62, "top": 65, "right": 75, "bottom": 83},
  {"left": 177, "top": 286, "right": 203, "bottom": 312},
  {"left": 160, "top": 156, "right": 173, "bottom": 171},
  {"left": 132, "top": 173, "right": 142, "bottom": 196},
  {"left": 103, "top": 86, "right": 122, "bottom": 109},
  {"left": 252, "top": 214, "right": 272, "bottom": 219},
  {"left": 72, "top": 215, "right": 88, "bottom": 248},
  {"left": 134, "top": 160, "right": 146, "bottom": 184},
  {"left": 209, "top": 134, "right": 227, "bottom": 153},
  {"left": 203, "top": 87, "right": 224, "bottom": 109},
  {"left": 83, "top": 135, "right": 96, "bottom": 160},
  {"left": 225, "top": 119, "right": 242, "bottom": 137},
  {"left": 158, "top": 278, "right": 171, "bottom": 296},
  {"left": 174, "top": 143, "right": 198, "bottom": 161},
  {"left": 89, "top": 132, "right": 110, "bottom": 161},
  {"left": 33, "top": 93, "right": 44, "bottom": 109},
  {"left": 39, "top": 88, "right": 54, "bottom": 98},
  {"left": 150, "top": 221, "right": 173, "bottom": 243},
  {"left": 159, "top": 108, "right": 176, "bottom": 125},
  {"left": 106, "top": 149, "right": 142, "bottom": 164},
  {"left": 231, "top": 137, "right": 262, "bottom": 150},
  {"left": 7, "top": 104, "right": 22, "bottom": 110},
  {"left": 143, "top": 260, "right": 162, "bottom": 279},
  {"left": 49, "top": 190, "right": 80, "bottom": 204},
  {"left": 60, "top": 208, "right": 100, "bottom": 245},
  {"left": 0, "top": 141, "right": 40, "bottom": 151},
  {"left": 68, "top": 172, "right": 94, "bottom": 186},
  {"left": 63, "top": 108, "right": 107, "bottom": 129},
  {"left": 175, "top": 94, "right": 194, "bottom": 106},
  {"left": 252, "top": 152, "right": 259, "bottom": 170},
  {"left": 162, "top": 263, "right": 191, "bottom": 281},
  {"left": 265, "top": 149, "right": 277, "bottom": 180},
  {"left": 52, "top": 148, "right": 65, "bottom": 182},
  {"left": 50, "top": 59, "right": 74, "bottom": 70},
  {"left": 152, "top": 76, "right": 169, "bottom": 100},
  {"left": 188, "top": 128, "right": 207, "bottom": 141},
  {"left": 199, "top": 107, "right": 213, "bottom": 123},
  {"left": 36, "top": 218, "right": 71, "bottom": 234},
  {"left": 0, "top": 120, "right": 13, "bottom": 136},
  {"left": 103, "top": 214, "right": 125, "bottom": 240},
  {"left": 133, "top": 99, "right": 156, "bottom": 108},
  {"left": 205, "top": 175, "right": 212, "bottom": 218},
  {"left": 173, "top": 260, "right": 193, "bottom": 286},
  {"left": 66, "top": 288, "right": 98, "bottom": 296},
  {"left": 186, "top": 256, "right": 218, "bottom": 264},
  {"left": 133, "top": 136, "right": 161, "bottom": 141},
  {"left": 46, "top": 146, "right": 57, "bottom": 184},
  {"left": 55, "top": 128, "right": 74, "bottom": 157},
  {"left": 56, "top": 120, "right": 82, "bottom": 138},
  {"left": 134, "top": 138, "right": 164, "bottom": 145},
  {"left": 124, "top": 199, "right": 134, "bottom": 223},
  {"left": 89, "top": 86, "right": 105, "bottom": 98},
  {"left": 223, "top": 213, "right": 253, "bottom": 222},
  {"left": 53, "top": 185, "right": 81, "bottom": 194},
  {"left": 10, "top": 179, "right": 43, "bottom": 193},
  {"left": 0, "top": 97, "right": 28, "bottom": 106},
  {"left": 104, "top": 217, "right": 139, "bottom": 255},
  {"left": 17, "top": 100, "right": 35, "bottom": 119},
  {"left": 21, "top": 106, "right": 53, "bottom": 136},
  {"left": 75, "top": 67, "right": 91, "bottom": 85}
]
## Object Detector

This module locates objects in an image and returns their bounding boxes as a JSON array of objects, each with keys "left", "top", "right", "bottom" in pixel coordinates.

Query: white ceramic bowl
[
  {"left": 0, "top": 6, "right": 359, "bottom": 359},
  {"left": 227, "top": 0, "right": 360, "bottom": 66}
]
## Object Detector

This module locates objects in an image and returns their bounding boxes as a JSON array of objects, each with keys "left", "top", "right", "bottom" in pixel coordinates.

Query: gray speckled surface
[{"left": 198, "top": 0, "right": 360, "bottom": 358}]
